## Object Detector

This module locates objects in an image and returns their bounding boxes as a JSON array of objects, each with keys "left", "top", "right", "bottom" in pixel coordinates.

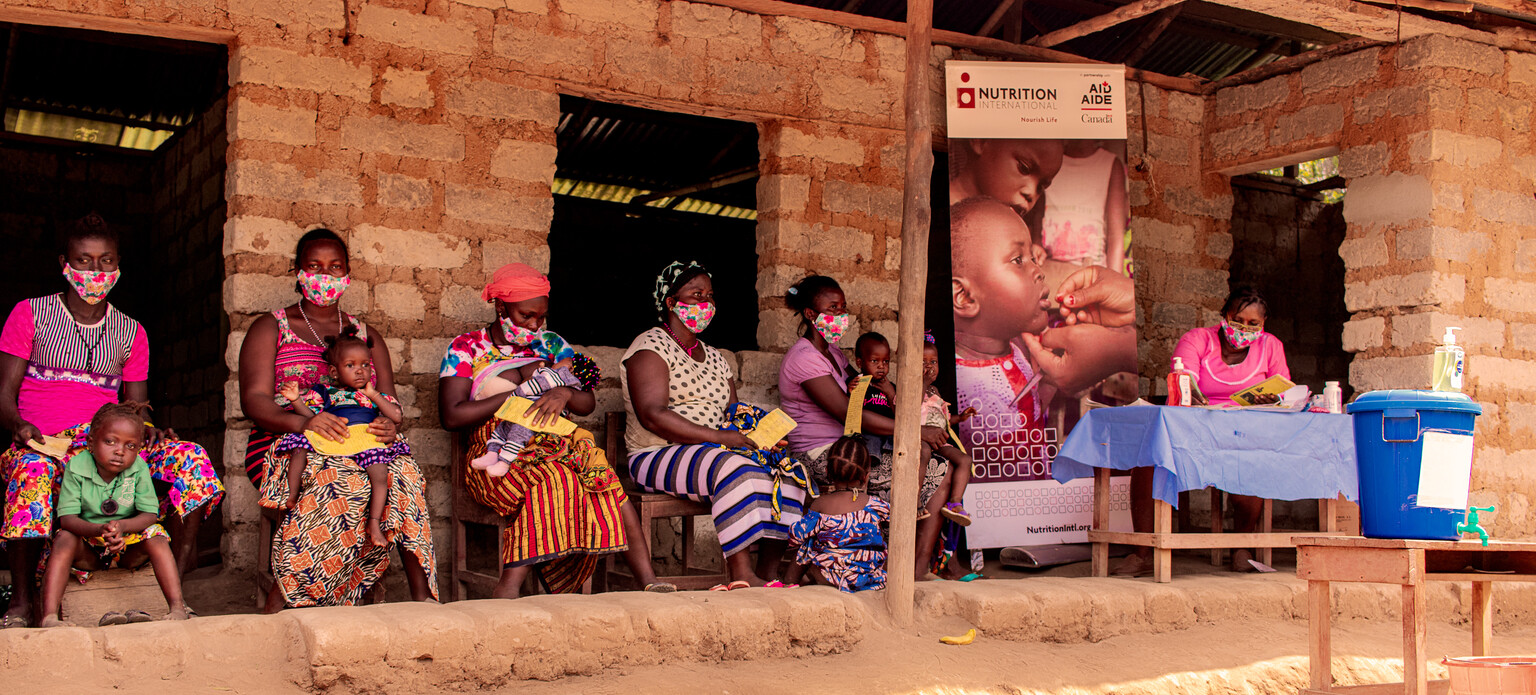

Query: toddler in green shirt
[{"left": 37, "top": 403, "right": 190, "bottom": 627}]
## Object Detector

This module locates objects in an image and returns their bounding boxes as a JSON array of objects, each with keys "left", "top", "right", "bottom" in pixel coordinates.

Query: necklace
[
  {"left": 69, "top": 316, "right": 107, "bottom": 373},
  {"left": 662, "top": 323, "right": 701, "bottom": 359},
  {"left": 298, "top": 302, "right": 342, "bottom": 346}
]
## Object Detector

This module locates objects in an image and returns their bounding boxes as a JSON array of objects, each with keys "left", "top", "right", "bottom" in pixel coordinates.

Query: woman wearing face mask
[
  {"left": 0, "top": 213, "right": 224, "bottom": 628},
  {"left": 237, "top": 228, "right": 437, "bottom": 611},
  {"left": 441, "top": 263, "right": 669, "bottom": 597},
  {"left": 775, "top": 275, "right": 958, "bottom": 581},
  {"left": 1115, "top": 286, "right": 1289, "bottom": 577},
  {"left": 622, "top": 261, "right": 812, "bottom": 589}
]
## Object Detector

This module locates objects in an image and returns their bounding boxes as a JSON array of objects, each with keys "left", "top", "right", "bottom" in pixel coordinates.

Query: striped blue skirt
[{"left": 627, "top": 444, "right": 808, "bottom": 557}]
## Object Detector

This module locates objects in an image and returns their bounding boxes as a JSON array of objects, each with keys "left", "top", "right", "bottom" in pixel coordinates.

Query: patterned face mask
[
  {"left": 813, "top": 312, "right": 852, "bottom": 345},
  {"left": 1221, "top": 320, "right": 1263, "bottom": 349},
  {"left": 672, "top": 301, "right": 715, "bottom": 333},
  {"left": 297, "top": 271, "right": 350, "bottom": 307},
  {"left": 62, "top": 266, "right": 120, "bottom": 305},
  {"left": 500, "top": 316, "right": 540, "bottom": 346}
]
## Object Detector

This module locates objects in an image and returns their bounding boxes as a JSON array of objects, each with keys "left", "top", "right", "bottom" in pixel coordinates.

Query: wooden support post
[
  {"left": 1257, "top": 497, "right": 1274, "bottom": 567},
  {"left": 1320, "top": 497, "right": 1339, "bottom": 533},
  {"left": 1309, "top": 580, "right": 1332, "bottom": 690},
  {"left": 1471, "top": 581, "right": 1492, "bottom": 657},
  {"left": 1403, "top": 578, "right": 1428, "bottom": 694},
  {"left": 1210, "top": 488, "right": 1223, "bottom": 566},
  {"left": 1092, "top": 467, "right": 1110, "bottom": 577},
  {"left": 1153, "top": 499, "right": 1173, "bottom": 583},
  {"left": 884, "top": 0, "right": 933, "bottom": 628}
]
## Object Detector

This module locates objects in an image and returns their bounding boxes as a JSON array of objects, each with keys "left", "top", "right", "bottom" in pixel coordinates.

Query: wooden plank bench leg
[
  {"left": 1310, "top": 579, "right": 1332, "bottom": 691},
  {"left": 1210, "top": 488, "right": 1223, "bottom": 567},
  {"left": 1404, "top": 579, "right": 1428, "bottom": 695},
  {"left": 1257, "top": 498, "right": 1274, "bottom": 567},
  {"left": 1472, "top": 580, "right": 1492, "bottom": 657},
  {"left": 1092, "top": 468, "right": 1110, "bottom": 578},
  {"left": 1153, "top": 498, "right": 1172, "bottom": 583}
]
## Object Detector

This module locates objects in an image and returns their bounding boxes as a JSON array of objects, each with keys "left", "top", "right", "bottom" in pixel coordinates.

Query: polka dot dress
[{"left": 621, "top": 327, "right": 734, "bottom": 453}]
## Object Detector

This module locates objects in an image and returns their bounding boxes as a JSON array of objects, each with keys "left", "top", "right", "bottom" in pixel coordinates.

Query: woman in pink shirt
[{"left": 0, "top": 214, "right": 223, "bottom": 627}]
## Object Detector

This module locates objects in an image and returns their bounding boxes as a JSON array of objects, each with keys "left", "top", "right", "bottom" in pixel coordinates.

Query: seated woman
[
  {"left": 0, "top": 214, "right": 223, "bottom": 628},
  {"left": 439, "top": 263, "right": 668, "bottom": 597},
  {"left": 237, "top": 229, "right": 437, "bottom": 611},
  {"left": 774, "top": 275, "right": 956, "bottom": 580},
  {"left": 1115, "top": 286, "right": 1289, "bottom": 576},
  {"left": 622, "top": 261, "right": 810, "bottom": 589}
]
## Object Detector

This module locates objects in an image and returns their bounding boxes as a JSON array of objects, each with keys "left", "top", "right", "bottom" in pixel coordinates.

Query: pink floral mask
[
  {"left": 672, "top": 301, "right": 715, "bottom": 333},
  {"left": 813, "top": 312, "right": 852, "bottom": 345},
  {"left": 297, "top": 271, "right": 350, "bottom": 307},
  {"left": 500, "top": 316, "right": 540, "bottom": 346},
  {"left": 62, "top": 266, "right": 120, "bottom": 305},
  {"left": 1221, "top": 320, "right": 1263, "bottom": 349}
]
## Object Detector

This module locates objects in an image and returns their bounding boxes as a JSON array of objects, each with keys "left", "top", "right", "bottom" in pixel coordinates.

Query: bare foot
[
  {"left": 163, "top": 605, "right": 190, "bottom": 621},
  {"left": 367, "top": 519, "right": 388, "bottom": 547},
  {"left": 37, "top": 615, "right": 64, "bottom": 628}
]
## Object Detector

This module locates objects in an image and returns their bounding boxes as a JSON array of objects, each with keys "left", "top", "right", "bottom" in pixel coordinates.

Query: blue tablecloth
[{"left": 1052, "top": 406, "right": 1359, "bottom": 508}]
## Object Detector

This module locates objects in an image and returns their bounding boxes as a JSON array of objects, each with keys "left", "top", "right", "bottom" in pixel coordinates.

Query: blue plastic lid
[{"left": 1346, "top": 389, "right": 1483, "bottom": 415}]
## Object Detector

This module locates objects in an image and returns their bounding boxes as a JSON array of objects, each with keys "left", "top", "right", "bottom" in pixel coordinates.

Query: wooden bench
[{"left": 594, "top": 411, "right": 729, "bottom": 592}]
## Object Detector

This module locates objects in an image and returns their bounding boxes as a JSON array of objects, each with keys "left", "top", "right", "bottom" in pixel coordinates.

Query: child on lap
[
  {"left": 274, "top": 327, "right": 405, "bottom": 547},
  {"left": 785, "top": 436, "right": 889, "bottom": 593},
  {"left": 469, "top": 353, "right": 600, "bottom": 477},
  {"left": 37, "top": 403, "right": 190, "bottom": 626}
]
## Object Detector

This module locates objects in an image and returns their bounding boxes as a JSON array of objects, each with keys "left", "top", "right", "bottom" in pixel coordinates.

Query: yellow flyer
[
  {"left": 494, "top": 396, "right": 578, "bottom": 436},
  {"left": 746, "top": 409, "right": 797, "bottom": 450},
  {"left": 845, "top": 376, "right": 872, "bottom": 435},
  {"left": 1230, "top": 375, "right": 1296, "bottom": 406}
]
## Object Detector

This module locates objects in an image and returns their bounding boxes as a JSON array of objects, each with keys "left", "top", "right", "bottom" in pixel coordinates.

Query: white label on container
[{"left": 1417, "top": 431, "right": 1474, "bottom": 510}]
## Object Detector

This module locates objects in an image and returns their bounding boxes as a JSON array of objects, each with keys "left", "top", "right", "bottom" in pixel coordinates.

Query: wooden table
[
  {"left": 1296, "top": 535, "right": 1536, "bottom": 695},
  {"left": 1087, "top": 467, "right": 1346, "bottom": 582}
]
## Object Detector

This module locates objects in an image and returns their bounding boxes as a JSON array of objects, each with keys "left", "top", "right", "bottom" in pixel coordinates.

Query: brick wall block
[
  {"left": 224, "top": 274, "right": 296, "bottom": 315},
  {"left": 1300, "top": 47, "right": 1381, "bottom": 94},
  {"left": 377, "top": 173, "right": 433, "bottom": 210},
  {"left": 1352, "top": 85, "right": 1428, "bottom": 125},
  {"left": 353, "top": 224, "right": 472, "bottom": 269},
  {"left": 1338, "top": 236, "right": 1388, "bottom": 268},
  {"left": 559, "top": 0, "right": 658, "bottom": 30},
  {"left": 737, "top": 350, "right": 783, "bottom": 389},
  {"left": 381, "top": 68, "right": 435, "bottom": 109},
  {"left": 1165, "top": 91, "right": 1202, "bottom": 123},
  {"left": 483, "top": 240, "right": 551, "bottom": 274},
  {"left": 375, "top": 283, "right": 426, "bottom": 321},
  {"left": 412, "top": 338, "right": 454, "bottom": 374},
  {"left": 1213, "top": 76, "right": 1288, "bottom": 118},
  {"left": 1205, "top": 231, "right": 1233, "bottom": 259},
  {"left": 758, "top": 174, "right": 809, "bottom": 213},
  {"left": 489, "top": 140, "right": 558, "bottom": 183},
  {"left": 1485, "top": 278, "right": 1536, "bottom": 315},
  {"left": 815, "top": 72, "right": 895, "bottom": 117},
  {"left": 441, "top": 285, "right": 496, "bottom": 322},
  {"left": 1134, "top": 219, "right": 1196, "bottom": 254},
  {"left": 1344, "top": 271, "right": 1464, "bottom": 312},
  {"left": 1146, "top": 133, "right": 1190, "bottom": 167},
  {"left": 1271, "top": 103, "right": 1343, "bottom": 146},
  {"left": 356, "top": 4, "right": 478, "bottom": 55},
  {"left": 840, "top": 276, "right": 898, "bottom": 310},
  {"left": 709, "top": 60, "right": 793, "bottom": 98},
  {"left": 340, "top": 280, "right": 371, "bottom": 316},
  {"left": 1341, "top": 316, "right": 1385, "bottom": 353},
  {"left": 1518, "top": 240, "right": 1536, "bottom": 274},
  {"left": 342, "top": 116, "right": 465, "bottom": 161},
  {"left": 228, "top": 100, "right": 317, "bottom": 147},
  {"left": 1407, "top": 130, "right": 1503, "bottom": 169},
  {"left": 1510, "top": 51, "right": 1536, "bottom": 86},
  {"left": 1342, "top": 173, "right": 1432, "bottom": 227},
  {"left": 231, "top": 45, "right": 371, "bottom": 101},
  {"left": 1396, "top": 226, "right": 1488, "bottom": 263},
  {"left": 755, "top": 262, "right": 812, "bottom": 298},
  {"left": 1164, "top": 187, "right": 1233, "bottom": 220},
  {"left": 758, "top": 219, "right": 872, "bottom": 259},
  {"left": 757, "top": 307, "right": 801, "bottom": 351},
  {"left": 227, "top": 160, "right": 363, "bottom": 207},
  {"left": 446, "top": 80, "right": 559, "bottom": 123},
  {"left": 885, "top": 237, "right": 901, "bottom": 270},
  {"left": 609, "top": 41, "right": 699, "bottom": 87},
  {"left": 774, "top": 128, "right": 864, "bottom": 166},
  {"left": 224, "top": 215, "right": 304, "bottom": 256},
  {"left": 444, "top": 184, "right": 552, "bottom": 230},
  {"left": 1473, "top": 356, "right": 1536, "bottom": 393},
  {"left": 1391, "top": 312, "right": 1505, "bottom": 350},
  {"left": 230, "top": 0, "right": 345, "bottom": 28},
  {"left": 491, "top": 25, "right": 595, "bottom": 71},
  {"left": 1471, "top": 188, "right": 1536, "bottom": 227},
  {"left": 673, "top": 2, "right": 761, "bottom": 43},
  {"left": 1339, "top": 142, "right": 1389, "bottom": 178},
  {"left": 1396, "top": 34, "right": 1504, "bottom": 75},
  {"left": 770, "top": 16, "right": 864, "bottom": 63},
  {"left": 822, "top": 180, "right": 900, "bottom": 220},
  {"left": 1350, "top": 354, "right": 1433, "bottom": 392}
]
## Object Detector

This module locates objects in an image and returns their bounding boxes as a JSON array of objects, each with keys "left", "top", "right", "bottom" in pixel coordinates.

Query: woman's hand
[
  {"left": 1021, "top": 324, "right": 1139, "bottom": 395},
  {"left": 11, "top": 421, "right": 43, "bottom": 448},
  {"left": 713, "top": 430, "right": 756, "bottom": 450},
  {"left": 522, "top": 387, "right": 572, "bottom": 429},
  {"left": 1056, "top": 266, "right": 1136, "bottom": 328},
  {"left": 920, "top": 425, "right": 949, "bottom": 451},
  {"left": 1250, "top": 392, "right": 1280, "bottom": 405},
  {"left": 143, "top": 426, "right": 178, "bottom": 447},
  {"left": 305, "top": 411, "right": 352, "bottom": 443}
]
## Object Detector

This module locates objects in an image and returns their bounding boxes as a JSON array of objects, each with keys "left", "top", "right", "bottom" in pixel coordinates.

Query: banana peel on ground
[{"left": 939, "top": 628, "right": 977, "bottom": 645}]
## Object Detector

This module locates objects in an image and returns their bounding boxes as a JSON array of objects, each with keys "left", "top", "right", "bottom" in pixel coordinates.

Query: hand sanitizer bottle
[
  {"left": 1168, "top": 357, "right": 1193, "bottom": 406},
  {"left": 1432, "top": 327, "right": 1464, "bottom": 393}
]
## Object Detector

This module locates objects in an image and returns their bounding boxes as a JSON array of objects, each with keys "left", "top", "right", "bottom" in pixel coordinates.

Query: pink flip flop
[{"left": 763, "top": 581, "right": 799, "bottom": 588}]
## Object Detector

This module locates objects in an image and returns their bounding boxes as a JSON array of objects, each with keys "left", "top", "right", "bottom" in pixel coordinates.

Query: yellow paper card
[
  {"left": 494, "top": 396, "right": 578, "bottom": 436},
  {"left": 845, "top": 376, "right": 872, "bottom": 436},
  {"left": 747, "top": 409, "right": 797, "bottom": 450},
  {"left": 306, "top": 424, "right": 384, "bottom": 456},
  {"left": 27, "top": 435, "right": 70, "bottom": 459},
  {"left": 1230, "top": 375, "right": 1296, "bottom": 406}
]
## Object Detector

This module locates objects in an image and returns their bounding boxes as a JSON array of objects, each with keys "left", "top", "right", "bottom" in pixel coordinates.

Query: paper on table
[
  {"left": 493, "top": 396, "right": 578, "bottom": 436},
  {"left": 1416, "top": 431, "right": 1474, "bottom": 510},
  {"left": 747, "top": 409, "right": 797, "bottom": 450}
]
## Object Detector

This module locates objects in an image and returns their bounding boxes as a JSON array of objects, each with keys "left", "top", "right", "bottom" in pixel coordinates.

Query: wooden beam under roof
[
  {"left": 978, "top": 0, "right": 1021, "bottom": 37},
  {"left": 1111, "top": 4, "right": 1183, "bottom": 63},
  {"left": 1033, "top": 0, "right": 1309, "bottom": 52},
  {"left": 1028, "top": 0, "right": 1185, "bottom": 46},
  {"left": 1202, "top": 36, "right": 1386, "bottom": 91},
  {"left": 1197, "top": 0, "right": 1492, "bottom": 42}
]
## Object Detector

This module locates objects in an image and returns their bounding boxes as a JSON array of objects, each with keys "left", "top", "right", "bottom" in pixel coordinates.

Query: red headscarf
[{"left": 482, "top": 263, "right": 551, "bottom": 303}]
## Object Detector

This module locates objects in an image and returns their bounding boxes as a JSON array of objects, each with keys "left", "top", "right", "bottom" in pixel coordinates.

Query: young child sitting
[
  {"left": 274, "top": 327, "right": 406, "bottom": 547},
  {"left": 37, "top": 402, "right": 190, "bottom": 626},
  {"left": 848, "top": 332, "right": 896, "bottom": 458},
  {"left": 951, "top": 197, "right": 1055, "bottom": 453},
  {"left": 919, "top": 334, "right": 977, "bottom": 526},
  {"left": 784, "top": 435, "right": 889, "bottom": 593},
  {"left": 469, "top": 353, "right": 600, "bottom": 477}
]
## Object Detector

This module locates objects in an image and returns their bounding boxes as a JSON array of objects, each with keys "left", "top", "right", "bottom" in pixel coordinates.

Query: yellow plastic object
[
  {"left": 305, "top": 424, "right": 384, "bottom": 456},
  {"left": 27, "top": 435, "right": 71, "bottom": 458},
  {"left": 493, "top": 396, "right": 577, "bottom": 436},
  {"left": 845, "top": 376, "right": 872, "bottom": 435},
  {"left": 747, "top": 409, "right": 797, "bottom": 450},
  {"left": 939, "top": 628, "right": 976, "bottom": 645}
]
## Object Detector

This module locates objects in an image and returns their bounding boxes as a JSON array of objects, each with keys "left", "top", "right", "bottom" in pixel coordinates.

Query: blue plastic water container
[{"left": 1347, "top": 390, "right": 1481, "bottom": 540}]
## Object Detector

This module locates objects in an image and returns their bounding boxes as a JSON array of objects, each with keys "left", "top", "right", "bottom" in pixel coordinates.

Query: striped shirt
[{"left": 0, "top": 294, "right": 148, "bottom": 436}]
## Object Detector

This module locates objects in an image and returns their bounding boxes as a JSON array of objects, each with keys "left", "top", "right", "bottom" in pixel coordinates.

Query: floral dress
[{"left": 788, "top": 495, "right": 890, "bottom": 593}]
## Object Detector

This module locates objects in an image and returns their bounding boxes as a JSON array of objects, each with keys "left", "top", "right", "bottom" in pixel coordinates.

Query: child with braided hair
[{"left": 784, "top": 435, "right": 890, "bottom": 592}]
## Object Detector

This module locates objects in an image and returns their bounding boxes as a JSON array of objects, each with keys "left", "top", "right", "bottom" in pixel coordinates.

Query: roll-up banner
[{"left": 945, "top": 61, "right": 1135, "bottom": 548}]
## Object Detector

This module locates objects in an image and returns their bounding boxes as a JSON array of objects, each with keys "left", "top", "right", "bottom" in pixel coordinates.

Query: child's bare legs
[
  {"left": 395, "top": 541, "right": 435, "bottom": 602},
  {"left": 5, "top": 538, "right": 43, "bottom": 626},
  {"left": 37, "top": 530, "right": 93, "bottom": 627},
  {"left": 914, "top": 467, "right": 952, "bottom": 580},
  {"left": 285, "top": 449, "right": 307, "bottom": 509},
  {"left": 123, "top": 536, "right": 189, "bottom": 620},
  {"left": 916, "top": 443, "right": 934, "bottom": 518},
  {"left": 617, "top": 500, "right": 662, "bottom": 588},
  {"left": 365, "top": 463, "right": 389, "bottom": 547},
  {"left": 494, "top": 564, "right": 531, "bottom": 599},
  {"left": 936, "top": 445, "right": 973, "bottom": 505},
  {"left": 163, "top": 510, "right": 203, "bottom": 578},
  {"left": 755, "top": 539, "right": 787, "bottom": 582}
]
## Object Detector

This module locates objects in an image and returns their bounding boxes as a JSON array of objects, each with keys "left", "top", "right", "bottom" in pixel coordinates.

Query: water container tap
[{"left": 1457, "top": 506, "right": 1495, "bottom": 547}]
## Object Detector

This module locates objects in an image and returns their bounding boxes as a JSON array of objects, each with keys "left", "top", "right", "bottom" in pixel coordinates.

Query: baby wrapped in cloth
[{"left": 470, "top": 342, "right": 601, "bottom": 476}]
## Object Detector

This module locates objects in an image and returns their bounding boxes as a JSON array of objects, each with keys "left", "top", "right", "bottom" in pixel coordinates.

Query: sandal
[
  {"left": 99, "top": 611, "right": 129, "bottom": 626},
  {"left": 1110, "top": 553, "right": 1153, "bottom": 578},
  {"left": 707, "top": 580, "right": 751, "bottom": 592},
  {"left": 940, "top": 503, "right": 972, "bottom": 527},
  {"left": 917, "top": 508, "right": 931, "bottom": 522},
  {"left": 763, "top": 580, "right": 799, "bottom": 588},
  {"left": 644, "top": 582, "right": 678, "bottom": 593},
  {"left": 124, "top": 610, "right": 154, "bottom": 624},
  {"left": 0, "top": 613, "right": 30, "bottom": 629}
]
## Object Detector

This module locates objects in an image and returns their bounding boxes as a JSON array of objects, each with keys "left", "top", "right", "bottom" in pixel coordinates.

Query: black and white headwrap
[{"left": 654, "top": 260, "right": 707, "bottom": 312}]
